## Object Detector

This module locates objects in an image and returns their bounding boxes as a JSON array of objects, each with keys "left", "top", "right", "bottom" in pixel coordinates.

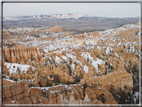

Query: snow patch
[{"left": 4, "top": 62, "right": 35, "bottom": 74}]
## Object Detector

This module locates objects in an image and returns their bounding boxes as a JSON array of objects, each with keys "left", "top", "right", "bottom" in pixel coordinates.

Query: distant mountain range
[
  {"left": 3, "top": 13, "right": 89, "bottom": 20},
  {"left": 3, "top": 13, "right": 139, "bottom": 30}
]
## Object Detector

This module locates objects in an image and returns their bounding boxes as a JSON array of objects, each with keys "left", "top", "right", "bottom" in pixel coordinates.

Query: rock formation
[{"left": 3, "top": 46, "right": 42, "bottom": 64}]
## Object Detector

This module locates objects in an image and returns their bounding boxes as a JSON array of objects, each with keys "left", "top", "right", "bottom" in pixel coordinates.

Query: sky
[{"left": 3, "top": 3, "right": 140, "bottom": 18}]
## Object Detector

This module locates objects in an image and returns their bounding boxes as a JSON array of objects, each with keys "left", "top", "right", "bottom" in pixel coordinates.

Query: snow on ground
[
  {"left": 71, "top": 64, "right": 75, "bottom": 72},
  {"left": 81, "top": 52, "right": 105, "bottom": 73},
  {"left": 83, "top": 65, "right": 88, "bottom": 73},
  {"left": 85, "top": 41, "right": 97, "bottom": 45},
  {"left": 55, "top": 56, "right": 61, "bottom": 64},
  {"left": 66, "top": 54, "right": 76, "bottom": 60},
  {"left": 102, "top": 23, "right": 140, "bottom": 37},
  {"left": 43, "top": 49, "right": 48, "bottom": 53},
  {"left": 61, "top": 55, "right": 67, "bottom": 61},
  {"left": 106, "top": 47, "right": 112, "bottom": 54},
  {"left": 4, "top": 62, "right": 35, "bottom": 74}
]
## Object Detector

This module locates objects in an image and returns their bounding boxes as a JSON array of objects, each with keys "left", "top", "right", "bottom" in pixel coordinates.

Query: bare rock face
[
  {"left": 70, "top": 85, "right": 81, "bottom": 100},
  {"left": 83, "top": 73, "right": 89, "bottom": 82},
  {"left": 3, "top": 46, "right": 41, "bottom": 64},
  {"left": 51, "top": 68, "right": 69, "bottom": 81},
  {"left": 3, "top": 80, "right": 119, "bottom": 105},
  {"left": 99, "top": 64, "right": 106, "bottom": 74},
  {"left": 64, "top": 63, "right": 69, "bottom": 74},
  {"left": 91, "top": 31, "right": 101, "bottom": 37},
  {"left": 74, "top": 86, "right": 84, "bottom": 100},
  {"left": 85, "top": 70, "right": 133, "bottom": 90},
  {"left": 68, "top": 76, "right": 75, "bottom": 83},
  {"left": 47, "top": 25, "right": 64, "bottom": 33},
  {"left": 3, "top": 65, "right": 9, "bottom": 75},
  {"left": 87, "top": 71, "right": 94, "bottom": 78},
  {"left": 58, "top": 63, "right": 64, "bottom": 71},
  {"left": 75, "top": 67, "right": 81, "bottom": 76},
  {"left": 93, "top": 86, "right": 117, "bottom": 104},
  {"left": 3, "top": 81, "right": 38, "bottom": 104},
  {"left": 85, "top": 87, "right": 97, "bottom": 102}
]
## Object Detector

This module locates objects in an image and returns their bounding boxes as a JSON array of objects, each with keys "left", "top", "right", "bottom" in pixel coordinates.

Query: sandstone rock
[
  {"left": 22, "top": 90, "right": 29, "bottom": 97},
  {"left": 3, "top": 87, "right": 11, "bottom": 98},
  {"left": 74, "top": 86, "right": 84, "bottom": 100},
  {"left": 51, "top": 68, "right": 69, "bottom": 81},
  {"left": 83, "top": 73, "right": 89, "bottom": 81},
  {"left": 75, "top": 67, "right": 81, "bottom": 76},
  {"left": 87, "top": 71, "right": 94, "bottom": 78},
  {"left": 3, "top": 79, "right": 16, "bottom": 86},
  {"left": 3, "top": 65, "right": 9, "bottom": 75},
  {"left": 3, "top": 46, "right": 41, "bottom": 64},
  {"left": 64, "top": 63, "right": 69, "bottom": 74},
  {"left": 4, "top": 97, "right": 12, "bottom": 103},
  {"left": 58, "top": 63, "right": 64, "bottom": 71},
  {"left": 80, "top": 79, "right": 85, "bottom": 85},
  {"left": 9, "top": 86, "right": 16, "bottom": 96},
  {"left": 29, "top": 95, "right": 37, "bottom": 104},
  {"left": 23, "top": 96, "right": 32, "bottom": 104},
  {"left": 85, "top": 87, "right": 97, "bottom": 101},
  {"left": 15, "top": 93, "right": 23, "bottom": 101},
  {"left": 47, "top": 25, "right": 64, "bottom": 33},
  {"left": 99, "top": 64, "right": 106, "bottom": 74},
  {"left": 68, "top": 76, "right": 74, "bottom": 83},
  {"left": 70, "top": 85, "right": 81, "bottom": 100},
  {"left": 86, "top": 70, "right": 133, "bottom": 91}
]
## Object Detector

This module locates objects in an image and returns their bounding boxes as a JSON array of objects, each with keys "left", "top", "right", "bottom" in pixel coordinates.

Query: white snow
[
  {"left": 61, "top": 55, "right": 67, "bottom": 61},
  {"left": 106, "top": 47, "right": 112, "bottom": 54},
  {"left": 3, "top": 79, "right": 15, "bottom": 83},
  {"left": 83, "top": 65, "right": 88, "bottom": 73},
  {"left": 11, "top": 100, "right": 15, "bottom": 103},
  {"left": 4, "top": 62, "right": 35, "bottom": 74},
  {"left": 55, "top": 56, "right": 61, "bottom": 64},
  {"left": 43, "top": 49, "right": 48, "bottom": 53},
  {"left": 81, "top": 52, "right": 105, "bottom": 73},
  {"left": 71, "top": 64, "right": 75, "bottom": 72},
  {"left": 66, "top": 54, "right": 76, "bottom": 60}
]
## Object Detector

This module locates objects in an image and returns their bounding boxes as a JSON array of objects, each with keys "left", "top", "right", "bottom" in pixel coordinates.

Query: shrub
[
  {"left": 83, "top": 83, "right": 89, "bottom": 97},
  {"left": 50, "top": 73, "right": 60, "bottom": 85},
  {"left": 45, "top": 81, "right": 52, "bottom": 87},
  {"left": 14, "top": 78, "right": 18, "bottom": 81},
  {"left": 28, "top": 83, "right": 35, "bottom": 87},
  {"left": 136, "top": 54, "right": 139, "bottom": 59},
  {"left": 38, "top": 81, "right": 42, "bottom": 87},
  {"left": 74, "top": 75, "right": 82, "bottom": 82},
  {"left": 66, "top": 81, "right": 70, "bottom": 85},
  {"left": 83, "top": 83, "right": 88, "bottom": 90},
  {"left": 99, "top": 93, "right": 105, "bottom": 103},
  {"left": 30, "top": 54, "right": 35, "bottom": 61}
]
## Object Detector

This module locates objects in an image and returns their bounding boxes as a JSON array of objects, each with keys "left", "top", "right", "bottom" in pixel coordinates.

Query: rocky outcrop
[
  {"left": 3, "top": 81, "right": 33, "bottom": 104},
  {"left": 91, "top": 31, "right": 101, "bottom": 37},
  {"left": 3, "top": 79, "right": 16, "bottom": 86},
  {"left": 82, "top": 69, "right": 133, "bottom": 90},
  {"left": 3, "top": 46, "right": 42, "bottom": 64},
  {"left": 50, "top": 68, "right": 71, "bottom": 82},
  {"left": 47, "top": 25, "right": 64, "bottom": 33},
  {"left": 3, "top": 79, "right": 119, "bottom": 105}
]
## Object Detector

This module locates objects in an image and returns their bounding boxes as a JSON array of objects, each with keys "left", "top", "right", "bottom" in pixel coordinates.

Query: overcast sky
[{"left": 3, "top": 3, "right": 140, "bottom": 18}]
